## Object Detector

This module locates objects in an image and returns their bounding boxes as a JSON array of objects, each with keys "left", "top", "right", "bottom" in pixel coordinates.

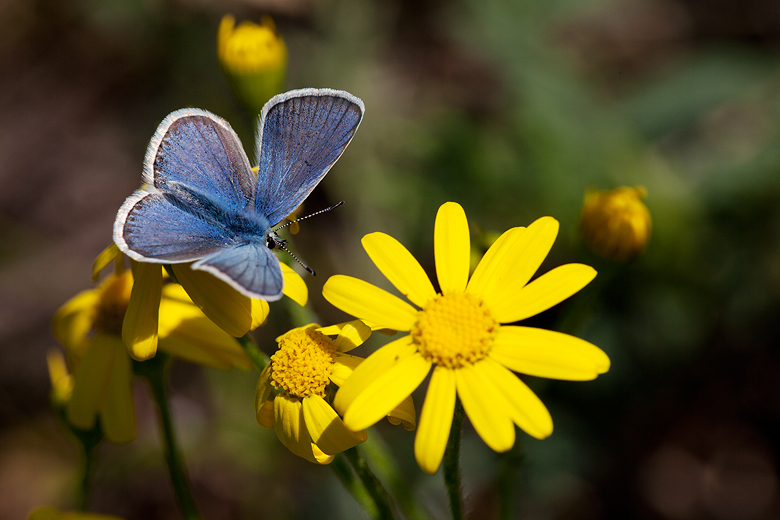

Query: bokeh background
[{"left": 2, "top": 0, "right": 780, "bottom": 518}]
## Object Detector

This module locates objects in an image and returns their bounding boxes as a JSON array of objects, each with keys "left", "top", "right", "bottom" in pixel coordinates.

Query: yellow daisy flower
[
  {"left": 53, "top": 260, "right": 252, "bottom": 443},
  {"left": 217, "top": 14, "right": 287, "bottom": 114},
  {"left": 580, "top": 186, "right": 651, "bottom": 261},
  {"left": 323, "top": 202, "right": 610, "bottom": 474},
  {"left": 93, "top": 244, "right": 307, "bottom": 359},
  {"left": 255, "top": 321, "right": 415, "bottom": 464}
]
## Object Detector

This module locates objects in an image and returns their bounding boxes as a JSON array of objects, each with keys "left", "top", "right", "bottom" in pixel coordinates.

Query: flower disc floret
[
  {"left": 413, "top": 293, "right": 497, "bottom": 369},
  {"left": 271, "top": 328, "right": 336, "bottom": 398}
]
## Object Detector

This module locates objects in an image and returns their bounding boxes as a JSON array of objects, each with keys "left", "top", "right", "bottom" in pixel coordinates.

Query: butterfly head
[{"left": 265, "top": 230, "right": 286, "bottom": 250}]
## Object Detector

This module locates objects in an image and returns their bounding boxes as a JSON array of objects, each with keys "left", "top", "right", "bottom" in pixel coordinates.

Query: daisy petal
[
  {"left": 455, "top": 363, "right": 515, "bottom": 452},
  {"left": 91, "top": 243, "right": 121, "bottom": 281},
  {"left": 329, "top": 320, "right": 372, "bottom": 353},
  {"left": 342, "top": 353, "right": 431, "bottom": 432},
  {"left": 362, "top": 232, "right": 436, "bottom": 308},
  {"left": 323, "top": 275, "right": 417, "bottom": 331},
  {"left": 122, "top": 261, "right": 162, "bottom": 361},
  {"left": 466, "top": 227, "right": 525, "bottom": 297},
  {"left": 66, "top": 335, "right": 120, "bottom": 430},
  {"left": 477, "top": 358, "right": 552, "bottom": 439},
  {"left": 333, "top": 336, "right": 416, "bottom": 414},
  {"left": 52, "top": 290, "right": 99, "bottom": 356},
  {"left": 435, "top": 202, "right": 470, "bottom": 295},
  {"left": 250, "top": 299, "right": 270, "bottom": 330},
  {"left": 255, "top": 364, "right": 274, "bottom": 418},
  {"left": 468, "top": 217, "right": 559, "bottom": 310},
  {"left": 414, "top": 366, "right": 456, "bottom": 474},
  {"left": 490, "top": 264, "right": 596, "bottom": 323},
  {"left": 329, "top": 353, "right": 362, "bottom": 386},
  {"left": 257, "top": 399, "right": 274, "bottom": 429},
  {"left": 100, "top": 340, "right": 136, "bottom": 444},
  {"left": 303, "top": 395, "right": 367, "bottom": 455},
  {"left": 388, "top": 395, "right": 416, "bottom": 431},
  {"left": 274, "top": 395, "right": 323, "bottom": 464},
  {"left": 281, "top": 263, "right": 308, "bottom": 306},
  {"left": 490, "top": 326, "right": 610, "bottom": 380},
  {"left": 173, "top": 263, "right": 253, "bottom": 337}
]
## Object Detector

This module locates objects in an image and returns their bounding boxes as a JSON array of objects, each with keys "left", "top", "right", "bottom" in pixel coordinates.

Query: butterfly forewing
[
  {"left": 148, "top": 109, "right": 256, "bottom": 212},
  {"left": 254, "top": 89, "right": 364, "bottom": 225}
]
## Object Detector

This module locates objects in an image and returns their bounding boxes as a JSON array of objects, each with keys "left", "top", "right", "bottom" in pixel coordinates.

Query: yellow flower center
[
  {"left": 92, "top": 272, "right": 133, "bottom": 336},
  {"left": 270, "top": 328, "right": 336, "bottom": 398},
  {"left": 412, "top": 293, "right": 498, "bottom": 369}
]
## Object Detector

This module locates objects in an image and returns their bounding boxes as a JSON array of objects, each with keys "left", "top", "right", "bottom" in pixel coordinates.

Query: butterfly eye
[{"left": 265, "top": 235, "right": 277, "bottom": 249}]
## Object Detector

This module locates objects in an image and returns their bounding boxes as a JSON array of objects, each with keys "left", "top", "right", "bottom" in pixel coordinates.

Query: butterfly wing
[
  {"left": 192, "top": 241, "right": 284, "bottom": 301},
  {"left": 254, "top": 88, "right": 364, "bottom": 225},
  {"left": 115, "top": 109, "right": 256, "bottom": 263}
]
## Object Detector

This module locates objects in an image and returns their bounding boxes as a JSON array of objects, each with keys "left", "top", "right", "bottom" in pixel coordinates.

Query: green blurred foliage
[{"left": 2, "top": 0, "right": 780, "bottom": 518}]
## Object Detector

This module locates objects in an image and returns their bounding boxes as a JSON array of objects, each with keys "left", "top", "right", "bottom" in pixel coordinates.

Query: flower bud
[
  {"left": 580, "top": 186, "right": 651, "bottom": 261},
  {"left": 217, "top": 14, "right": 287, "bottom": 114}
]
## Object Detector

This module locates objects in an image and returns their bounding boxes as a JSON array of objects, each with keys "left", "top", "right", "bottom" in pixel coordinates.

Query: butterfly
[{"left": 113, "top": 88, "right": 364, "bottom": 301}]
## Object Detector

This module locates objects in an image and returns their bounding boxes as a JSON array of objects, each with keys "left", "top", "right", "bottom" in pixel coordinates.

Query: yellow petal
[
  {"left": 466, "top": 227, "right": 525, "bottom": 297},
  {"left": 255, "top": 364, "right": 274, "bottom": 418},
  {"left": 387, "top": 395, "right": 416, "bottom": 431},
  {"left": 257, "top": 398, "right": 274, "bottom": 429},
  {"left": 333, "top": 336, "right": 416, "bottom": 414},
  {"left": 476, "top": 358, "right": 553, "bottom": 439},
  {"left": 52, "top": 289, "right": 99, "bottom": 356},
  {"left": 323, "top": 275, "right": 417, "bottom": 331},
  {"left": 28, "top": 505, "right": 125, "bottom": 520},
  {"left": 362, "top": 232, "right": 436, "bottom": 308},
  {"left": 173, "top": 263, "right": 253, "bottom": 337},
  {"left": 47, "top": 350, "right": 73, "bottom": 404},
  {"left": 92, "top": 244, "right": 121, "bottom": 282},
  {"left": 454, "top": 363, "right": 515, "bottom": 452},
  {"left": 327, "top": 320, "right": 372, "bottom": 353},
  {"left": 158, "top": 285, "right": 251, "bottom": 370},
  {"left": 274, "top": 394, "right": 332, "bottom": 464},
  {"left": 341, "top": 352, "right": 431, "bottom": 432},
  {"left": 491, "top": 263, "right": 596, "bottom": 323},
  {"left": 66, "top": 335, "right": 120, "bottom": 430},
  {"left": 434, "top": 202, "right": 470, "bottom": 295},
  {"left": 122, "top": 262, "right": 162, "bottom": 361},
  {"left": 303, "top": 395, "right": 367, "bottom": 455},
  {"left": 329, "top": 353, "right": 363, "bottom": 387},
  {"left": 414, "top": 366, "right": 456, "bottom": 474},
  {"left": 490, "top": 326, "right": 610, "bottom": 380},
  {"left": 250, "top": 299, "right": 270, "bottom": 330},
  {"left": 281, "top": 263, "right": 308, "bottom": 306},
  {"left": 469, "top": 217, "right": 559, "bottom": 309},
  {"left": 100, "top": 340, "right": 136, "bottom": 444}
]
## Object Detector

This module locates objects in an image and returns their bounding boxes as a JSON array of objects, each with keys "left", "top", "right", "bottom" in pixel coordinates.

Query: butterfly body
[{"left": 114, "top": 89, "right": 364, "bottom": 300}]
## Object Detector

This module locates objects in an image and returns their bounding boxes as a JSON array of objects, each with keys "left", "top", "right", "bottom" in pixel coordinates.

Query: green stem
[
  {"left": 343, "top": 446, "right": 399, "bottom": 520},
  {"left": 443, "top": 398, "right": 465, "bottom": 520},
  {"left": 331, "top": 454, "right": 377, "bottom": 517},
  {"left": 235, "top": 333, "right": 270, "bottom": 372},
  {"left": 74, "top": 440, "right": 96, "bottom": 510},
  {"left": 497, "top": 443, "right": 524, "bottom": 520},
  {"left": 139, "top": 355, "right": 202, "bottom": 520}
]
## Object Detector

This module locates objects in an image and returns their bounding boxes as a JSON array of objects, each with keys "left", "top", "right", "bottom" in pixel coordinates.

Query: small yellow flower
[
  {"left": 255, "top": 321, "right": 415, "bottom": 464},
  {"left": 580, "top": 186, "right": 651, "bottom": 261},
  {"left": 323, "top": 202, "right": 610, "bottom": 474},
  {"left": 28, "top": 506, "right": 124, "bottom": 520},
  {"left": 53, "top": 259, "right": 252, "bottom": 443},
  {"left": 94, "top": 244, "right": 307, "bottom": 358},
  {"left": 218, "top": 14, "right": 287, "bottom": 114}
]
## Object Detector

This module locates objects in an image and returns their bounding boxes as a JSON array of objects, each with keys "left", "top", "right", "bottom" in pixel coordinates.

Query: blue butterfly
[{"left": 113, "top": 88, "right": 364, "bottom": 301}]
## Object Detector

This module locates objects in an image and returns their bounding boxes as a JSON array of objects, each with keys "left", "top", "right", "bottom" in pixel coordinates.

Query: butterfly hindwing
[
  {"left": 192, "top": 241, "right": 284, "bottom": 301},
  {"left": 254, "top": 89, "right": 365, "bottom": 225}
]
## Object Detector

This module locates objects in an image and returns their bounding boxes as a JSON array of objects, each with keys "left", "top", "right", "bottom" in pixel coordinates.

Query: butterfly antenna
[
  {"left": 277, "top": 243, "right": 316, "bottom": 276},
  {"left": 274, "top": 201, "right": 345, "bottom": 232}
]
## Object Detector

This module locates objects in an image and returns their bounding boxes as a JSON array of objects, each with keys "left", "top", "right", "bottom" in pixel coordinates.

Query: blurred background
[{"left": 2, "top": 0, "right": 780, "bottom": 518}]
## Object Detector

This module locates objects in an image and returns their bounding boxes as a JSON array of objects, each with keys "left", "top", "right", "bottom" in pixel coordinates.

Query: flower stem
[
  {"left": 343, "top": 446, "right": 399, "bottom": 520},
  {"left": 331, "top": 454, "right": 376, "bottom": 517},
  {"left": 138, "top": 354, "right": 202, "bottom": 520},
  {"left": 443, "top": 397, "right": 465, "bottom": 520},
  {"left": 235, "top": 333, "right": 270, "bottom": 372},
  {"left": 74, "top": 439, "right": 96, "bottom": 510}
]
